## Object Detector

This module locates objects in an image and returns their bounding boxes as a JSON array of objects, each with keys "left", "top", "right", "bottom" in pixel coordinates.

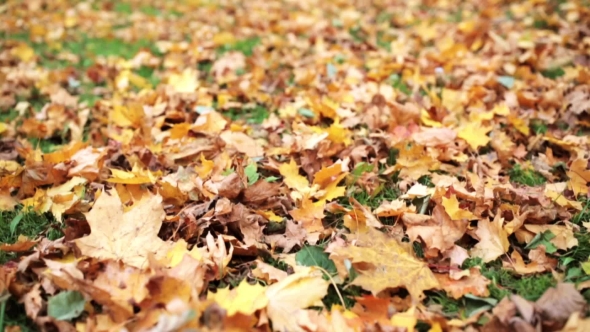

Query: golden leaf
[
  {"left": 279, "top": 159, "right": 310, "bottom": 193},
  {"left": 332, "top": 228, "right": 439, "bottom": 301},
  {"left": 458, "top": 122, "right": 492, "bottom": 150},
  {"left": 441, "top": 194, "right": 476, "bottom": 220},
  {"left": 209, "top": 280, "right": 268, "bottom": 316}
]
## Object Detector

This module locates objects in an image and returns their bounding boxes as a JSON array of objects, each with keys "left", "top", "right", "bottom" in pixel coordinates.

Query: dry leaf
[
  {"left": 266, "top": 268, "right": 329, "bottom": 331},
  {"left": 470, "top": 215, "right": 510, "bottom": 263},
  {"left": 75, "top": 190, "right": 170, "bottom": 269},
  {"left": 332, "top": 228, "right": 439, "bottom": 301}
]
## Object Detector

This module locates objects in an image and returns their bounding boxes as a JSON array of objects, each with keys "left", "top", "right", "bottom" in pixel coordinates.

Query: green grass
[
  {"left": 572, "top": 197, "right": 590, "bottom": 226},
  {"left": 426, "top": 291, "right": 461, "bottom": 315},
  {"left": 6, "top": 33, "right": 161, "bottom": 69},
  {"left": 388, "top": 74, "right": 411, "bottom": 95},
  {"left": 217, "top": 37, "right": 260, "bottom": 56},
  {"left": 509, "top": 164, "right": 547, "bottom": 186},
  {"left": 530, "top": 119, "right": 548, "bottom": 134},
  {"left": 417, "top": 175, "right": 434, "bottom": 188},
  {"left": 222, "top": 105, "right": 269, "bottom": 124},
  {"left": 0, "top": 209, "right": 62, "bottom": 331},
  {"left": 2, "top": 297, "right": 36, "bottom": 332},
  {"left": 0, "top": 208, "right": 62, "bottom": 264},
  {"left": 463, "top": 258, "right": 556, "bottom": 301},
  {"left": 342, "top": 184, "right": 400, "bottom": 210},
  {"left": 541, "top": 67, "right": 565, "bottom": 79},
  {"left": 113, "top": 2, "right": 133, "bottom": 14}
]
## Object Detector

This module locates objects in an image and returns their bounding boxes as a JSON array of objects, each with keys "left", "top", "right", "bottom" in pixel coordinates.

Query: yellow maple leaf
[
  {"left": 390, "top": 306, "right": 417, "bottom": 332},
  {"left": 109, "top": 103, "right": 146, "bottom": 128},
  {"left": 332, "top": 228, "right": 438, "bottom": 301},
  {"left": 279, "top": 159, "right": 310, "bottom": 193},
  {"left": 441, "top": 195, "right": 476, "bottom": 220},
  {"left": 168, "top": 68, "right": 199, "bottom": 93},
  {"left": 107, "top": 164, "right": 159, "bottom": 185},
  {"left": 343, "top": 197, "right": 382, "bottom": 233},
  {"left": 75, "top": 190, "right": 170, "bottom": 268},
  {"left": 209, "top": 280, "right": 268, "bottom": 316},
  {"left": 289, "top": 197, "right": 325, "bottom": 232},
  {"left": 458, "top": 122, "right": 492, "bottom": 150},
  {"left": 508, "top": 114, "right": 530, "bottom": 136},
  {"left": 567, "top": 158, "right": 590, "bottom": 195},
  {"left": 193, "top": 110, "right": 228, "bottom": 135},
  {"left": 11, "top": 43, "right": 35, "bottom": 62},
  {"left": 21, "top": 176, "right": 87, "bottom": 220},
  {"left": 266, "top": 268, "right": 329, "bottom": 331},
  {"left": 470, "top": 215, "right": 509, "bottom": 263},
  {"left": 212, "top": 31, "right": 236, "bottom": 46}
]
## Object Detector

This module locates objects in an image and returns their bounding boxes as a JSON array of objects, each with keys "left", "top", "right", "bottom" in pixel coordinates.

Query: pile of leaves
[{"left": 1, "top": 0, "right": 590, "bottom": 330}]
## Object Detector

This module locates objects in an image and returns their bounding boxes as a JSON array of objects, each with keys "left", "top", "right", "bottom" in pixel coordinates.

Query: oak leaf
[
  {"left": 332, "top": 228, "right": 438, "bottom": 301},
  {"left": 75, "top": 190, "right": 170, "bottom": 269}
]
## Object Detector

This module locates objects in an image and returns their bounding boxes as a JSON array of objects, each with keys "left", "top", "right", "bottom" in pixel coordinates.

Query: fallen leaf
[
  {"left": 332, "top": 228, "right": 439, "bottom": 301},
  {"left": 441, "top": 194, "right": 477, "bottom": 220},
  {"left": 403, "top": 205, "right": 467, "bottom": 255},
  {"left": 524, "top": 224, "right": 578, "bottom": 250},
  {"left": 536, "top": 283, "right": 585, "bottom": 326},
  {"left": 470, "top": 215, "right": 510, "bottom": 263},
  {"left": 266, "top": 268, "right": 329, "bottom": 331},
  {"left": 75, "top": 190, "right": 170, "bottom": 268},
  {"left": 435, "top": 268, "right": 490, "bottom": 299},
  {"left": 209, "top": 280, "right": 268, "bottom": 316}
]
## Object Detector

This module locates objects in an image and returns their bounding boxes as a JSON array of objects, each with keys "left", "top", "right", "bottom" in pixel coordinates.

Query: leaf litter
[{"left": 0, "top": 0, "right": 590, "bottom": 331}]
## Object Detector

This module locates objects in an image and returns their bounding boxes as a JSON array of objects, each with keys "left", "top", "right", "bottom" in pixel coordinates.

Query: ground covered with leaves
[{"left": 1, "top": 0, "right": 590, "bottom": 331}]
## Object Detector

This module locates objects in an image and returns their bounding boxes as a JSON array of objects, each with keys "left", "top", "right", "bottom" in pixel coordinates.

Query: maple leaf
[
  {"left": 92, "top": 261, "right": 151, "bottom": 314},
  {"left": 75, "top": 189, "right": 170, "bottom": 269},
  {"left": 209, "top": 280, "right": 268, "bottom": 316},
  {"left": 265, "top": 268, "right": 329, "bottom": 331},
  {"left": 403, "top": 205, "right": 467, "bottom": 255},
  {"left": 441, "top": 194, "right": 476, "bottom": 220},
  {"left": 267, "top": 219, "right": 307, "bottom": 253},
  {"left": 343, "top": 196, "right": 382, "bottom": 233},
  {"left": 289, "top": 196, "right": 325, "bottom": 232},
  {"left": 220, "top": 130, "right": 264, "bottom": 157},
  {"left": 332, "top": 228, "right": 439, "bottom": 301},
  {"left": 252, "top": 260, "right": 289, "bottom": 283},
  {"left": 458, "top": 122, "right": 492, "bottom": 150},
  {"left": 523, "top": 224, "right": 578, "bottom": 250},
  {"left": 470, "top": 215, "right": 510, "bottom": 263},
  {"left": 502, "top": 251, "right": 546, "bottom": 275},
  {"left": 167, "top": 68, "right": 199, "bottom": 93},
  {"left": 279, "top": 159, "right": 310, "bottom": 194},
  {"left": 435, "top": 268, "right": 490, "bottom": 299}
]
